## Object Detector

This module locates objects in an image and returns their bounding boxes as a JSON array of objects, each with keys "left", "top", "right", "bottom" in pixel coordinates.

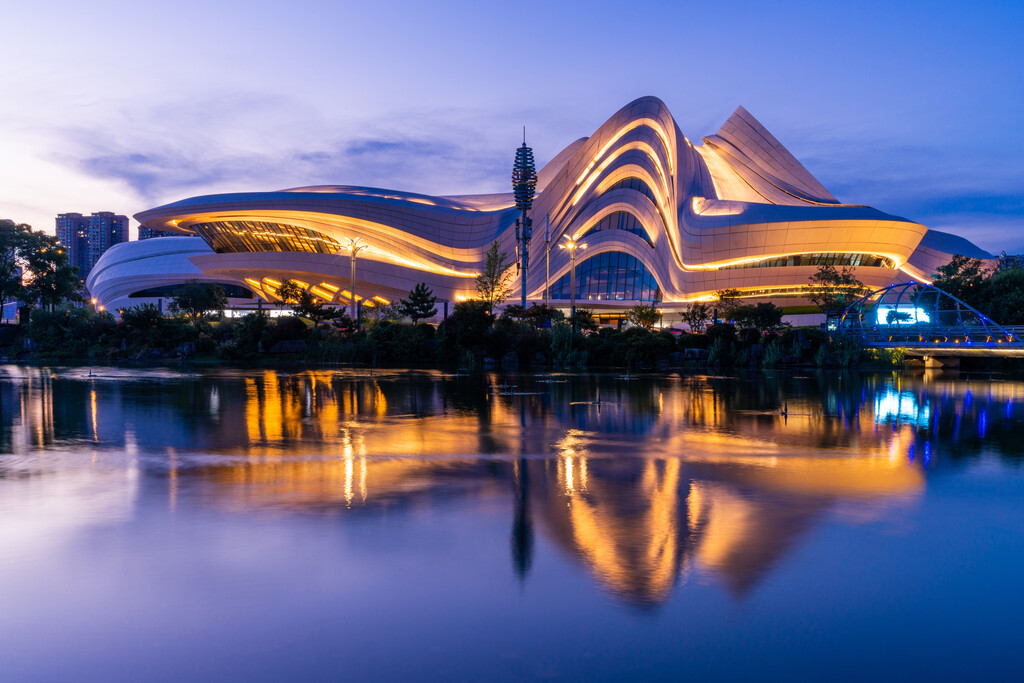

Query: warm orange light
[
  {"left": 574, "top": 117, "right": 675, "bottom": 187},
  {"left": 309, "top": 286, "right": 334, "bottom": 300}
]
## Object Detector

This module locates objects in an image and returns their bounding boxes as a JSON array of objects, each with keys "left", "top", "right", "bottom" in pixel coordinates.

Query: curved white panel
[{"left": 87, "top": 97, "right": 991, "bottom": 312}]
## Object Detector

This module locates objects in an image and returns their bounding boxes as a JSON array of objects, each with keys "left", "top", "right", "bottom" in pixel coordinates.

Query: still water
[{"left": 1, "top": 365, "right": 1023, "bottom": 681}]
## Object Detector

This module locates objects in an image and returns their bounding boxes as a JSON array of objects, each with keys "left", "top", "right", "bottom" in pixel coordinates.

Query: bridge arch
[{"left": 839, "top": 282, "right": 1018, "bottom": 345}]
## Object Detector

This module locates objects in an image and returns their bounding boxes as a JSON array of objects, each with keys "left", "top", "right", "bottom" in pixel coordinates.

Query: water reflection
[{"left": 2, "top": 365, "right": 1022, "bottom": 607}]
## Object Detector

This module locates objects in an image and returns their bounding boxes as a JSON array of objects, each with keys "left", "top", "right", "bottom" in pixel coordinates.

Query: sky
[{"left": 1, "top": 0, "right": 1022, "bottom": 252}]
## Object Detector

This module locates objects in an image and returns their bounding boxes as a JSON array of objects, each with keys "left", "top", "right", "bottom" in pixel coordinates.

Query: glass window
[
  {"left": 548, "top": 251, "right": 661, "bottom": 302},
  {"left": 192, "top": 220, "right": 342, "bottom": 254},
  {"left": 129, "top": 283, "right": 253, "bottom": 299},
  {"left": 718, "top": 252, "right": 895, "bottom": 270},
  {"left": 577, "top": 211, "right": 654, "bottom": 247},
  {"left": 609, "top": 177, "right": 656, "bottom": 204}
]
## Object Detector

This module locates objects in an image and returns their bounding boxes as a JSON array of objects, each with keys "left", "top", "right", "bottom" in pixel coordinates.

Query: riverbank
[{"left": 5, "top": 306, "right": 1018, "bottom": 373}]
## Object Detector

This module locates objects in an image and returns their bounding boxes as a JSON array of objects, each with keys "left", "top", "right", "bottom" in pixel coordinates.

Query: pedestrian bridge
[{"left": 838, "top": 282, "right": 1024, "bottom": 362}]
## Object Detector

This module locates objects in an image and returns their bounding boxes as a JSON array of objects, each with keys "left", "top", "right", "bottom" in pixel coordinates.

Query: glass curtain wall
[
  {"left": 192, "top": 220, "right": 342, "bottom": 254},
  {"left": 579, "top": 211, "right": 654, "bottom": 247},
  {"left": 549, "top": 251, "right": 661, "bottom": 302}
]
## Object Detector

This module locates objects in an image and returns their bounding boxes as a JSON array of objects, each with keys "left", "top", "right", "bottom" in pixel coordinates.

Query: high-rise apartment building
[
  {"left": 138, "top": 226, "right": 178, "bottom": 240},
  {"left": 56, "top": 211, "right": 129, "bottom": 281},
  {"left": 55, "top": 212, "right": 90, "bottom": 276}
]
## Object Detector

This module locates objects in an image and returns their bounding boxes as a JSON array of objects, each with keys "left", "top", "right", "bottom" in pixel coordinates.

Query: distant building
[
  {"left": 87, "top": 212, "right": 129, "bottom": 273},
  {"left": 138, "top": 227, "right": 178, "bottom": 240},
  {"left": 56, "top": 211, "right": 129, "bottom": 282},
  {"left": 997, "top": 252, "right": 1024, "bottom": 271},
  {"left": 55, "top": 212, "right": 90, "bottom": 276}
]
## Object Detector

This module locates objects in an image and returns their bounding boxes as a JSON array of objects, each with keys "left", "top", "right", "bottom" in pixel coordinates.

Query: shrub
[
  {"left": 676, "top": 332, "right": 710, "bottom": 350},
  {"left": 708, "top": 338, "right": 726, "bottom": 366},
  {"left": 437, "top": 299, "right": 493, "bottom": 361},
  {"left": 550, "top": 322, "right": 588, "bottom": 367},
  {"left": 815, "top": 334, "right": 864, "bottom": 367},
  {"left": 307, "top": 326, "right": 357, "bottom": 363},
  {"left": 705, "top": 323, "right": 737, "bottom": 346},
  {"left": 762, "top": 339, "right": 784, "bottom": 368}
]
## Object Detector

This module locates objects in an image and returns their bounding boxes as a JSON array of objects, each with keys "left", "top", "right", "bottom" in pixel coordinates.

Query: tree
[
  {"left": 0, "top": 220, "right": 34, "bottom": 317},
  {"left": 121, "top": 303, "right": 163, "bottom": 329},
  {"left": 626, "top": 303, "right": 661, "bottom": 329},
  {"left": 277, "top": 279, "right": 343, "bottom": 327},
  {"left": 932, "top": 254, "right": 988, "bottom": 307},
  {"left": 439, "top": 299, "right": 494, "bottom": 352},
  {"left": 169, "top": 280, "right": 227, "bottom": 320},
  {"left": 715, "top": 288, "right": 742, "bottom": 317},
  {"left": 523, "top": 303, "right": 564, "bottom": 328},
  {"left": 364, "top": 301, "right": 404, "bottom": 325},
  {"left": 732, "top": 302, "right": 785, "bottom": 334},
  {"left": 885, "top": 309, "right": 913, "bottom": 325},
  {"left": 807, "top": 265, "right": 868, "bottom": 313},
  {"left": 22, "top": 234, "right": 82, "bottom": 310},
  {"left": 569, "top": 307, "right": 598, "bottom": 331},
  {"left": 400, "top": 282, "right": 438, "bottom": 323},
  {"left": 500, "top": 304, "right": 528, "bottom": 321},
  {"left": 979, "top": 267, "right": 1024, "bottom": 325},
  {"left": 297, "top": 296, "right": 343, "bottom": 327},
  {"left": 120, "top": 303, "right": 165, "bottom": 347},
  {"left": 681, "top": 302, "right": 711, "bottom": 333},
  {"left": 276, "top": 279, "right": 305, "bottom": 306},
  {"left": 476, "top": 241, "right": 514, "bottom": 311}
]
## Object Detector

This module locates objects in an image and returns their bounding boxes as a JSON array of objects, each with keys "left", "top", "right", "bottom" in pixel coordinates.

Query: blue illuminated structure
[{"left": 840, "top": 282, "right": 1019, "bottom": 348}]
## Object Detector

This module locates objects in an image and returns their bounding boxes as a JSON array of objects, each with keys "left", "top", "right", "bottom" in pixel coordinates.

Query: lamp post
[
  {"left": 558, "top": 234, "right": 587, "bottom": 331},
  {"left": 342, "top": 237, "right": 368, "bottom": 323},
  {"left": 544, "top": 214, "right": 550, "bottom": 308}
]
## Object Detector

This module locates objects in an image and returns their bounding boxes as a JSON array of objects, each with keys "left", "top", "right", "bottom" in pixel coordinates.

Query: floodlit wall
[{"left": 89, "top": 97, "right": 994, "bottom": 313}]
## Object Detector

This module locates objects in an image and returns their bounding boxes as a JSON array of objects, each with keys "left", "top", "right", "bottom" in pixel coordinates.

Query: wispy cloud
[
  {"left": 51, "top": 92, "right": 1024, "bottom": 253},
  {"left": 794, "top": 130, "right": 1024, "bottom": 252},
  {"left": 54, "top": 92, "right": 518, "bottom": 210}
]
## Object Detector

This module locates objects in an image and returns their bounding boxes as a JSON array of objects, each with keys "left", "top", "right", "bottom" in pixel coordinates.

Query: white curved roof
[
  {"left": 113, "top": 96, "right": 992, "bottom": 309},
  {"left": 87, "top": 237, "right": 249, "bottom": 313}
]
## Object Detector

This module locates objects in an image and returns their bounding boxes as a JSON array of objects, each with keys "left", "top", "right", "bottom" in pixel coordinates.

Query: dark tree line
[
  {"left": 1, "top": 220, "right": 83, "bottom": 315},
  {"left": 932, "top": 255, "right": 1024, "bottom": 325}
]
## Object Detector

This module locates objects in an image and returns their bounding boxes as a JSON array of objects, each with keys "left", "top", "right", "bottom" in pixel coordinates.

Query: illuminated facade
[{"left": 88, "top": 97, "right": 993, "bottom": 314}]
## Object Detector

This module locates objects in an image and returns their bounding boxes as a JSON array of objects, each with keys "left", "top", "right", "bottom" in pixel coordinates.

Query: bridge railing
[
  {"left": 847, "top": 324, "right": 1020, "bottom": 345},
  {"left": 1002, "top": 326, "right": 1024, "bottom": 339}
]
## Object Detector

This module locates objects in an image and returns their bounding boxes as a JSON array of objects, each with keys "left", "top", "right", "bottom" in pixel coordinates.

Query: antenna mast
[{"left": 511, "top": 132, "right": 537, "bottom": 308}]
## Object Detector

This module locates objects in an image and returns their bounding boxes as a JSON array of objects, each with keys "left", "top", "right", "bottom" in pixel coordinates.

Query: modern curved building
[{"left": 88, "top": 96, "right": 994, "bottom": 317}]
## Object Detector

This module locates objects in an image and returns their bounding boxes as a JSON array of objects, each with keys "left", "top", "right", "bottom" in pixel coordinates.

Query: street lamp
[
  {"left": 544, "top": 214, "right": 550, "bottom": 308},
  {"left": 558, "top": 234, "right": 587, "bottom": 330},
  {"left": 341, "top": 237, "right": 368, "bottom": 323}
]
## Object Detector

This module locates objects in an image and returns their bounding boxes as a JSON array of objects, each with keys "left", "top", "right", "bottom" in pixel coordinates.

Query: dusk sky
[{"left": 2, "top": 0, "right": 1021, "bottom": 252}]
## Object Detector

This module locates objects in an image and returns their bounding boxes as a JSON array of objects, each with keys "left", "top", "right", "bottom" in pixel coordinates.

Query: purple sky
[{"left": 1, "top": 0, "right": 1022, "bottom": 252}]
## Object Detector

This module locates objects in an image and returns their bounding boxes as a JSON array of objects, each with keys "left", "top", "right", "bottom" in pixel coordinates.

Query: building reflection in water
[{"left": 3, "top": 366, "right": 1024, "bottom": 607}]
